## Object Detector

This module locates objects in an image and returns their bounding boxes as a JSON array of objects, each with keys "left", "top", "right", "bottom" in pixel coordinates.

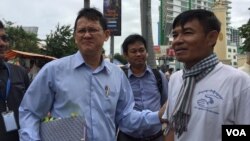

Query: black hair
[
  {"left": 0, "top": 20, "right": 4, "bottom": 29},
  {"left": 73, "top": 8, "right": 107, "bottom": 33},
  {"left": 173, "top": 9, "right": 221, "bottom": 34},
  {"left": 122, "top": 34, "right": 147, "bottom": 54}
]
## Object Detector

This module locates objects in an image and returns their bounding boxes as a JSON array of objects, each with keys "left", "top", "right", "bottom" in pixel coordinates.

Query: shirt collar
[
  {"left": 72, "top": 51, "right": 85, "bottom": 69},
  {"left": 72, "top": 51, "right": 111, "bottom": 74},
  {"left": 128, "top": 65, "right": 151, "bottom": 78}
]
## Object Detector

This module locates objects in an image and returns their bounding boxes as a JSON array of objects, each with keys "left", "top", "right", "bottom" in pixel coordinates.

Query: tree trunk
[{"left": 140, "top": 0, "right": 156, "bottom": 68}]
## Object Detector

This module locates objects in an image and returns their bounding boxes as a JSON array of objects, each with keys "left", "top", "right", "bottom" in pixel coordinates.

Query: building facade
[
  {"left": 158, "top": 0, "right": 242, "bottom": 68},
  {"left": 227, "top": 26, "right": 242, "bottom": 67},
  {"left": 160, "top": 0, "right": 216, "bottom": 45}
]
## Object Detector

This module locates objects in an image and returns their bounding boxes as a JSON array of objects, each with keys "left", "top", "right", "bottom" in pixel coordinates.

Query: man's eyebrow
[
  {"left": 172, "top": 31, "right": 177, "bottom": 34},
  {"left": 182, "top": 27, "right": 194, "bottom": 31}
]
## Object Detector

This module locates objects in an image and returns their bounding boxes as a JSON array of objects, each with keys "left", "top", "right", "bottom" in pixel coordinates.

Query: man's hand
[
  {"left": 158, "top": 101, "right": 168, "bottom": 123},
  {"left": 163, "top": 129, "right": 175, "bottom": 141}
]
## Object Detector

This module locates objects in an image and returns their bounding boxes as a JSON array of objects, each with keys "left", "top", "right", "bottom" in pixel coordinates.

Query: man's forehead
[
  {"left": 128, "top": 41, "right": 144, "bottom": 46},
  {"left": 173, "top": 19, "right": 201, "bottom": 31}
]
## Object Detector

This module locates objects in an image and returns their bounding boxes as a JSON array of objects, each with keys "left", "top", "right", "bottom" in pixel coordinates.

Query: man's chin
[
  {"left": 175, "top": 56, "right": 186, "bottom": 62},
  {"left": 134, "top": 63, "right": 146, "bottom": 67}
]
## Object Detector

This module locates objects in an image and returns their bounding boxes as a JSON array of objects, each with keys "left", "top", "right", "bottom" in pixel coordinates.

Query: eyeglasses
[
  {"left": 0, "top": 35, "right": 9, "bottom": 42},
  {"left": 77, "top": 27, "right": 102, "bottom": 35},
  {"left": 128, "top": 48, "right": 146, "bottom": 54}
]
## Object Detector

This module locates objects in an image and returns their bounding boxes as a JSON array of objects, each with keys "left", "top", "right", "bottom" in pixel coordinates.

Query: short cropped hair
[
  {"left": 122, "top": 34, "right": 147, "bottom": 55},
  {"left": 173, "top": 9, "right": 221, "bottom": 34},
  {"left": 74, "top": 8, "right": 107, "bottom": 33},
  {"left": 0, "top": 20, "right": 4, "bottom": 29}
]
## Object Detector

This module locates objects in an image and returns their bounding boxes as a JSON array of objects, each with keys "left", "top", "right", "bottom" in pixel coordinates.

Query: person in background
[
  {"left": 162, "top": 9, "right": 250, "bottom": 141},
  {"left": 28, "top": 60, "right": 40, "bottom": 81},
  {"left": 19, "top": 8, "right": 166, "bottom": 141},
  {"left": 0, "top": 20, "right": 30, "bottom": 141},
  {"left": 117, "top": 34, "right": 168, "bottom": 141}
]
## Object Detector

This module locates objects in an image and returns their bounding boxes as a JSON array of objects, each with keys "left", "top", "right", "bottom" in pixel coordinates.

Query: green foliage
[
  {"left": 43, "top": 24, "right": 77, "bottom": 58},
  {"left": 113, "top": 53, "right": 127, "bottom": 65},
  {"left": 4, "top": 22, "right": 40, "bottom": 53},
  {"left": 42, "top": 112, "right": 79, "bottom": 123},
  {"left": 239, "top": 19, "right": 250, "bottom": 52}
]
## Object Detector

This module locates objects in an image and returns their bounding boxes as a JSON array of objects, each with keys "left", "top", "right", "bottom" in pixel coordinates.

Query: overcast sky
[{"left": 0, "top": 0, "right": 249, "bottom": 54}]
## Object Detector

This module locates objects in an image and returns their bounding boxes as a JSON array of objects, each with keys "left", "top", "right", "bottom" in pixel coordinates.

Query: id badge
[{"left": 1, "top": 111, "right": 18, "bottom": 132}]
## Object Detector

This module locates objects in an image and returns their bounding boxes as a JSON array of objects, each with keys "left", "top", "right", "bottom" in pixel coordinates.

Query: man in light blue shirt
[
  {"left": 19, "top": 8, "right": 165, "bottom": 141},
  {"left": 117, "top": 34, "right": 168, "bottom": 141}
]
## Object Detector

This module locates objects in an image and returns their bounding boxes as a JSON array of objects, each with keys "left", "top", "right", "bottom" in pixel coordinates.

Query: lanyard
[{"left": 0, "top": 62, "right": 11, "bottom": 111}]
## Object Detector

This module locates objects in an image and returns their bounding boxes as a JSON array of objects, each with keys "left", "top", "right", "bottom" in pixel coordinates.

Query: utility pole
[
  {"left": 110, "top": 36, "right": 114, "bottom": 62},
  {"left": 140, "top": 0, "right": 157, "bottom": 68},
  {"left": 84, "top": 0, "right": 90, "bottom": 8}
]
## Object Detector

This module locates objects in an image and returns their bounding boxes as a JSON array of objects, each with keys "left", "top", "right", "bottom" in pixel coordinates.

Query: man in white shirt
[{"left": 162, "top": 9, "right": 250, "bottom": 141}]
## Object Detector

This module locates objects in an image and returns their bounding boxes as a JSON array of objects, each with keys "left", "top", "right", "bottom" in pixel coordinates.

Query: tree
[
  {"left": 140, "top": 0, "right": 157, "bottom": 68},
  {"left": 4, "top": 22, "right": 40, "bottom": 53},
  {"left": 238, "top": 19, "right": 250, "bottom": 52},
  {"left": 43, "top": 24, "right": 77, "bottom": 58}
]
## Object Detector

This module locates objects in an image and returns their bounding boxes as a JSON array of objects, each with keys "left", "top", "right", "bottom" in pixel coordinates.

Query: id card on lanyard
[{"left": 0, "top": 62, "right": 18, "bottom": 132}]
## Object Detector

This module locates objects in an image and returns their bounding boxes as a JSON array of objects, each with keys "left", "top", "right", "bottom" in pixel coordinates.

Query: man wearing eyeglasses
[
  {"left": 0, "top": 20, "right": 30, "bottom": 141},
  {"left": 19, "top": 8, "right": 166, "bottom": 141}
]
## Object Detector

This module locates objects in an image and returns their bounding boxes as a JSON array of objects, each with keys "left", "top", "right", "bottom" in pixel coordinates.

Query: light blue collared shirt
[
  {"left": 19, "top": 51, "right": 160, "bottom": 141},
  {"left": 121, "top": 66, "right": 168, "bottom": 138}
]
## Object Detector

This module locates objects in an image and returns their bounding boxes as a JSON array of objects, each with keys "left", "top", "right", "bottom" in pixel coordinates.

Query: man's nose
[
  {"left": 174, "top": 34, "right": 184, "bottom": 41},
  {"left": 173, "top": 34, "right": 184, "bottom": 45},
  {"left": 135, "top": 50, "right": 145, "bottom": 56},
  {"left": 83, "top": 31, "right": 92, "bottom": 37}
]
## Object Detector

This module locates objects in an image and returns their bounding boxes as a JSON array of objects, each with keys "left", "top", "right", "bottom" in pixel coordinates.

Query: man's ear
[
  {"left": 73, "top": 32, "right": 78, "bottom": 44},
  {"left": 123, "top": 53, "right": 128, "bottom": 60},
  {"left": 104, "top": 30, "right": 110, "bottom": 41},
  {"left": 207, "top": 30, "right": 219, "bottom": 47}
]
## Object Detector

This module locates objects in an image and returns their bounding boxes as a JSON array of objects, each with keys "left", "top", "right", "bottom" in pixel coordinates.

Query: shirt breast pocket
[{"left": 102, "top": 88, "right": 119, "bottom": 114}]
